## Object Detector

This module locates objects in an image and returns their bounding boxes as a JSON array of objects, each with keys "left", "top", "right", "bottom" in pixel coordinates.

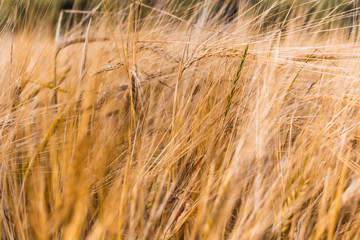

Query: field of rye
[{"left": 1, "top": 0, "right": 360, "bottom": 239}]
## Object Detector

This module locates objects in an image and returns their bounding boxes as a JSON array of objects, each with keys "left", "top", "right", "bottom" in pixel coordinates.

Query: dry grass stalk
[{"left": 79, "top": 18, "right": 92, "bottom": 85}]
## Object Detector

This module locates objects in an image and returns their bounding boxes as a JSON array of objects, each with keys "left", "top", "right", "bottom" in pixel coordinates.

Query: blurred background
[{"left": 0, "top": 0, "right": 359, "bottom": 32}]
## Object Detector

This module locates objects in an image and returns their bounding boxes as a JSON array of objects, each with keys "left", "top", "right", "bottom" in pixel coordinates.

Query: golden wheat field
[{"left": 2, "top": 0, "right": 360, "bottom": 239}]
